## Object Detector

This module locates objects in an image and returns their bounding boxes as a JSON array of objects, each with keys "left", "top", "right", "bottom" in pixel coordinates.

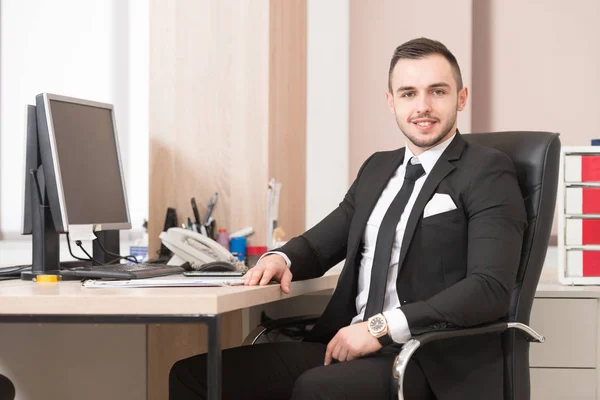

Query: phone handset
[
  {"left": 184, "top": 232, "right": 233, "bottom": 262},
  {"left": 159, "top": 227, "right": 242, "bottom": 267}
]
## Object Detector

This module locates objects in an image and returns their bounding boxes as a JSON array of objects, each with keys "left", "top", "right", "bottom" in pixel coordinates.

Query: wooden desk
[
  {"left": 0, "top": 274, "right": 339, "bottom": 400},
  {"left": 7, "top": 265, "right": 591, "bottom": 400}
]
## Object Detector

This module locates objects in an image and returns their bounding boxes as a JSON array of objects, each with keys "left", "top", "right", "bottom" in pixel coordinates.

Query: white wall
[
  {"left": 305, "top": 0, "right": 350, "bottom": 229},
  {"left": 0, "top": 0, "right": 149, "bottom": 237},
  {"left": 125, "top": 0, "right": 150, "bottom": 236},
  {"left": 0, "top": 2, "right": 149, "bottom": 399}
]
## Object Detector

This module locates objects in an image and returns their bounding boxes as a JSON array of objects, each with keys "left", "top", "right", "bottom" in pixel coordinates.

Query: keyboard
[{"left": 60, "top": 262, "right": 185, "bottom": 280}]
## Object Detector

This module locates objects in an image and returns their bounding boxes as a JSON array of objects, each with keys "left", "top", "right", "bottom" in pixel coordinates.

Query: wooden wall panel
[
  {"left": 149, "top": 0, "right": 270, "bottom": 257},
  {"left": 268, "top": 0, "right": 307, "bottom": 239},
  {"left": 149, "top": 1, "right": 307, "bottom": 399}
]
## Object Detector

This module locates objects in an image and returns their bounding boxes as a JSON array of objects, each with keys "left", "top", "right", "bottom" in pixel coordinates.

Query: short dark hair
[{"left": 388, "top": 38, "right": 463, "bottom": 92}]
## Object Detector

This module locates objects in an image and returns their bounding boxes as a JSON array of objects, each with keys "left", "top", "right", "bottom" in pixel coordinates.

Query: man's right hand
[{"left": 243, "top": 254, "right": 292, "bottom": 294}]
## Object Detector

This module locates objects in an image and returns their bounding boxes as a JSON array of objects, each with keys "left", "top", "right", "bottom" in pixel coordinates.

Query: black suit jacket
[{"left": 277, "top": 133, "right": 527, "bottom": 399}]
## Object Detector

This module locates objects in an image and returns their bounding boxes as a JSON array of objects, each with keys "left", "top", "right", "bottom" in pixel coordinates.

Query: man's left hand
[{"left": 324, "top": 321, "right": 382, "bottom": 365}]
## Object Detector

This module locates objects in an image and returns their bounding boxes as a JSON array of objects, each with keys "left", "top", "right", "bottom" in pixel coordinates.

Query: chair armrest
[
  {"left": 393, "top": 322, "right": 545, "bottom": 400},
  {"left": 242, "top": 314, "right": 320, "bottom": 346}
]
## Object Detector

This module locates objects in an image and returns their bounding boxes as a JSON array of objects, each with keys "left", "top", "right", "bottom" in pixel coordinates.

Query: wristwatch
[{"left": 367, "top": 313, "right": 393, "bottom": 346}]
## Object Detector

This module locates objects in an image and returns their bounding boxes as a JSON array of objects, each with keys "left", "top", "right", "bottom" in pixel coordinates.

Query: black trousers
[{"left": 169, "top": 342, "right": 435, "bottom": 400}]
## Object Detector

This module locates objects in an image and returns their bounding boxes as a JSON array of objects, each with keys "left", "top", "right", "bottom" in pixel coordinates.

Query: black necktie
[{"left": 363, "top": 157, "right": 425, "bottom": 319}]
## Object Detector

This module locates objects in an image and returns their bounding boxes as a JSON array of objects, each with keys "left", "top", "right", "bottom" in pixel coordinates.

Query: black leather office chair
[
  {"left": 243, "top": 131, "right": 561, "bottom": 400},
  {"left": 0, "top": 374, "right": 15, "bottom": 400}
]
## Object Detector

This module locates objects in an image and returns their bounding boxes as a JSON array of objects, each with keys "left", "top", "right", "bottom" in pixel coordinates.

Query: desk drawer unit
[
  {"left": 530, "top": 368, "right": 596, "bottom": 400},
  {"left": 529, "top": 298, "right": 596, "bottom": 368}
]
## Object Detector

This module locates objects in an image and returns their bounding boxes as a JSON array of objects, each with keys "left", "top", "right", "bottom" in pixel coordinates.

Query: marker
[{"left": 191, "top": 197, "right": 202, "bottom": 233}]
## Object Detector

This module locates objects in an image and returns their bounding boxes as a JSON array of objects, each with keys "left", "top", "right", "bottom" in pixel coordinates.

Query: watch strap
[{"left": 377, "top": 333, "right": 394, "bottom": 346}]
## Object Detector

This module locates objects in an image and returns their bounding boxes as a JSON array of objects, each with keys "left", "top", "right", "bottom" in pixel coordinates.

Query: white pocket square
[{"left": 423, "top": 193, "right": 457, "bottom": 218}]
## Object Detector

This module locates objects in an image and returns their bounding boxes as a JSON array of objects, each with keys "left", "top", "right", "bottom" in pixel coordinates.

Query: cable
[
  {"left": 93, "top": 233, "right": 139, "bottom": 264},
  {"left": 0, "top": 264, "right": 31, "bottom": 277},
  {"left": 74, "top": 240, "right": 104, "bottom": 265},
  {"left": 65, "top": 232, "right": 93, "bottom": 262},
  {"left": 105, "top": 255, "right": 137, "bottom": 265}
]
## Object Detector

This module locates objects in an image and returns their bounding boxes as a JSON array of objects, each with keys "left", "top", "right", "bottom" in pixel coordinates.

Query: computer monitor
[
  {"left": 21, "top": 93, "right": 131, "bottom": 277},
  {"left": 36, "top": 93, "right": 131, "bottom": 232}
]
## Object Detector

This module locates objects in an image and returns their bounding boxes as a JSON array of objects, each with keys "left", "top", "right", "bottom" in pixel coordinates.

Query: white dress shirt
[{"left": 265, "top": 134, "right": 456, "bottom": 343}]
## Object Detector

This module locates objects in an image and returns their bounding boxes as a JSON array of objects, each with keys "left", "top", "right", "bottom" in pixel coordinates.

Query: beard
[{"left": 397, "top": 112, "right": 457, "bottom": 150}]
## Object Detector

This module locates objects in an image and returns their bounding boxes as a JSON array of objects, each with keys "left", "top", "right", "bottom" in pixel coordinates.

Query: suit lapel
[
  {"left": 348, "top": 148, "right": 405, "bottom": 262},
  {"left": 397, "top": 134, "right": 466, "bottom": 270}
]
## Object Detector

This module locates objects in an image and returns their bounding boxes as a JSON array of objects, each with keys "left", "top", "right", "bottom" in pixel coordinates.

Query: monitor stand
[
  {"left": 93, "top": 230, "right": 120, "bottom": 264},
  {"left": 21, "top": 168, "right": 121, "bottom": 280},
  {"left": 21, "top": 168, "right": 59, "bottom": 280}
]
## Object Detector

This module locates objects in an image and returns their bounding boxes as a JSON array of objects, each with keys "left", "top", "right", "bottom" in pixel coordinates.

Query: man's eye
[
  {"left": 432, "top": 89, "right": 445, "bottom": 96},
  {"left": 401, "top": 92, "right": 415, "bottom": 98}
]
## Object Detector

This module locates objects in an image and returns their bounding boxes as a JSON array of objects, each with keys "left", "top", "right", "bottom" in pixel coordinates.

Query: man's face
[{"left": 386, "top": 54, "right": 468, "bottom": 154}]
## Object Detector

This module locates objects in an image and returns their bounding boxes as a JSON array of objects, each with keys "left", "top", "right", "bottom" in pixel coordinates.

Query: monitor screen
[{"left": 41, "top": 94, "right": 131, "bottom": 231}]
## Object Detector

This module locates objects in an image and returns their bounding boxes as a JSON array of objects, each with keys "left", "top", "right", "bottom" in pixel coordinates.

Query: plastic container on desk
[
  {"left": 230, "top": 237, "right": 247, "bottom": 261},
  {"left": 246, "top": 246, "right": 268, "bottom": 268},
  {"left": 216, "top": 228, "right": 230, "bottom": 250}
]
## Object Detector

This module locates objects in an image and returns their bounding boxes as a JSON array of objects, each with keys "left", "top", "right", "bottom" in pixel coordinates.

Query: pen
[
  {"left": 187, "top": 217, "right": 193, "bottom": 230},
  {"left": 209, "top": 219, "right": 217, "bottom": 240},
  {"left": 204, "top": 192, "right": 218, "bottom": 224},
  {"left": 191, "top": 197, "right": 202, "bottom": 232},
  {"left": 200, "top": 224, "right": 208, "bottom": 236},
  {"left": 205, "top": 217, "right": 215, "bottom": 238}
]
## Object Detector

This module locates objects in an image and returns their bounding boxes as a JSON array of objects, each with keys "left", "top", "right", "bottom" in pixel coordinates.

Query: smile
[{"left": 411, "top": 119, "right": 437, "bottom": 131}]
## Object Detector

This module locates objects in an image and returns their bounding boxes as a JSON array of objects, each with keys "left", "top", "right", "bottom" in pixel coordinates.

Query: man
[{"left": 170, "top": 38, "right": 526, "bottom": 400}]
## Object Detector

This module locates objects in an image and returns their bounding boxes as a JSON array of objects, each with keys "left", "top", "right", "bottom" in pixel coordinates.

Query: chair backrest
[{"left": 463, "top": 131, "right": 560, "bottom": 400}]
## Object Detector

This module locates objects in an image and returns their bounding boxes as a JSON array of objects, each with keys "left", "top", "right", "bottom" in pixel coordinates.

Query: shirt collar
[{"left": 403, "top": 133, "right": 457, "bottom": 175}]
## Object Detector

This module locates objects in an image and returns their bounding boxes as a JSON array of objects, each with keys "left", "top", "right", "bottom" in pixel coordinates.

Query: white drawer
[
  {"left": 565, "top": 218, "right": 600, "bottom": 245},
  {"left": 565, "top": 187, "right": 600, "bottom": 215},
  {"left": 530, "top": 368, "right": 596, "bottom": 400},
  {"left": 529, "top": 298, "right": 597, "bottom": 368},
  {"left": 564, "top": 249, "right": 600, "bottom": 278},
  {"left": 565, "top": 154, "right": 600, "bottom": 182}
]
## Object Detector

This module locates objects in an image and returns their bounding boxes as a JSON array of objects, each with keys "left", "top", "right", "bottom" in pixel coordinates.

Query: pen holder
[{"left": 230, "top": 237, "right": 247, "bottom": 261}]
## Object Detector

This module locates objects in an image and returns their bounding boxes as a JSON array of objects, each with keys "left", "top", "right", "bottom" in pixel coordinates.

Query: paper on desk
[{"left": 82, "top": 275, "right": 245, "bottom": 288}]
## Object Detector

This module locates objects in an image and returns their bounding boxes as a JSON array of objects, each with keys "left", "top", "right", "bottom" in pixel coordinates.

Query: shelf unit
[{"left": 558, "top": 146, "right": 600, "bottom": 285}]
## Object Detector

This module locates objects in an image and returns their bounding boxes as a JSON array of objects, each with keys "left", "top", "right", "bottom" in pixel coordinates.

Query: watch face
[{"left": 369, "top": 316, "right": 385, "bottom": 333}]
